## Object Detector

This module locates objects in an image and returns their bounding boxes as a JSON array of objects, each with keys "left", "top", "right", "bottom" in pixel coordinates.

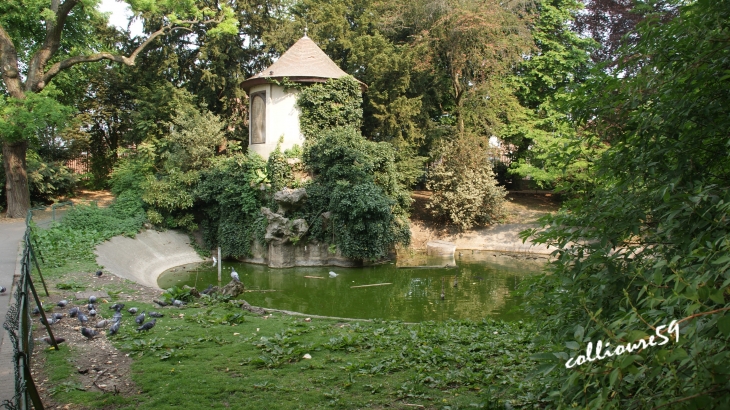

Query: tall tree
[{"left": 0, "top": 0, "right": 236, "bottom": 217}]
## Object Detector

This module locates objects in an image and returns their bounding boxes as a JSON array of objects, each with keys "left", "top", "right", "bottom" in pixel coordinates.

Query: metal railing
[{"left": 2, "top": 203, "right": 72, "bottom": 410}]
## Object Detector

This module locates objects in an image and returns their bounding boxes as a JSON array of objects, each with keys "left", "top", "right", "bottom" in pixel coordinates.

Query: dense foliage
[
  {"left": 427, "top": 135, "right": 507, "bottom": 230},
  {"left": 525, "top": 0, "right": 730, "bottom": 407}
]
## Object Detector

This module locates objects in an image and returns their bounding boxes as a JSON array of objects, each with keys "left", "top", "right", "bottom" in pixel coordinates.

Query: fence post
[{"left": 29, "top": 245, "right": 49, "bottom": 297}]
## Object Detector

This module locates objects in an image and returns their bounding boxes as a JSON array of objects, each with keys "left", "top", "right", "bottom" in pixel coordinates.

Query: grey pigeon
[
  {"left": 135, "top": 311, "right": 146, "bottom": 325},
  {"left": 110, "top": 303, "right": 125, "bottom": 311},
  {"left": 78, "top": 313, "right": 89, "bottom": 325},
  {"left": 172, "top": 300, "right": 183, "bottom": 307},
  {"left": 32, "top": 306, "right": 41, "bottom": 315},
  {"left": 112, "top": 311, "right": 123, "bottom": 323},
  {"left": 52, "top": 313, "right": 63, "bottom": 320},
  {"left": 95, "top": 320, "right": 109, "bottom": 328},
  {"left": 149, "top": 311, "right": 164, "bottom": 318},
  {"left": 89, "top": 309, "right": 97, "bottom": 317},
  {"left": 41, "top": 336, "right": 65, "bottom": 345},
  {"left": 95, "top": 270, "right": 103, "bottom": 277},
  {"left": 201, "top": 284, "right": 214, "bottom": 295},
  {"left": 57, "top": 300, "right": 68, "bottom": 308},
  {"left": 137, "top": 319, "right": 156, "bottom": 332},
  {"left": 128, "top": 307, "right": 138, "bottom": 314},
  {"left": 40, "top": 316, "right": 59, "bottom": 325},
  {"left": 108, "top": 321, "right": 121, "bottom": 336},
  {"left": 87, "top": 303, "right": 95, "bottom": 310},
  {"left": 68, "top": 307, "right": 79, "bottom": 318},
  {"left": 81, "top": 327, "right": 98, "bottom": 340},
  {"left": 231, "top": 269, "right": 240, "bottom": 282},
  {"left": 88, "top": 295, "right": 97, "bottom": 304},
  {"left": 0, "top": 286, "right": 6, "bottom": 293}
]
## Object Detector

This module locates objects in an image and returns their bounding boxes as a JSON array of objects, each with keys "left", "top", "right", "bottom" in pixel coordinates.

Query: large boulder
[
  {"left": 273, "top": 187, "right": 307, "bottom": 214},
  {"left": 261, "top": 207, "right": 309, "bottom": 244}
]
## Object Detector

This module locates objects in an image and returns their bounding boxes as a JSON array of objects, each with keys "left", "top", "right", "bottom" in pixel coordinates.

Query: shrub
[{"left": 427, "top": 135, "right": 506, "bottom": 230}]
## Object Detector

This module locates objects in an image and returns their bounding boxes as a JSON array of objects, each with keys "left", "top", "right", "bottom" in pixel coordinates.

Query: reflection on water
[{"left": 158, "top": 251, "right": 546, "bottom": 322}]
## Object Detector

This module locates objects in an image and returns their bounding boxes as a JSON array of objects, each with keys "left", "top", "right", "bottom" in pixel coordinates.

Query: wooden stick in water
[{"left": 350, "top": 283, "right": 393, "bottom": 288}]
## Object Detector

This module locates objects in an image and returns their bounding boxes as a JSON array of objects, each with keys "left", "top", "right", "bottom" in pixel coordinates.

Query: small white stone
[{"left": 302, "top": 354, "right": 312, "bottom": 360}]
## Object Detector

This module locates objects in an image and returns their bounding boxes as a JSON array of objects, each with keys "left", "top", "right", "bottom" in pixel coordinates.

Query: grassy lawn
[{"left": 40, "top": 300, "right": 546, "bottom": 409}]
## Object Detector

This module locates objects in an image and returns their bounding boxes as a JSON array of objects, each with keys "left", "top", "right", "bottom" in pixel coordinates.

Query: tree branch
[
  {"left": 0, "top": 24, "right": 24, "bottom": 98},
  {"left": 41, "top": 23, "right": 194, "bottom": 86}
]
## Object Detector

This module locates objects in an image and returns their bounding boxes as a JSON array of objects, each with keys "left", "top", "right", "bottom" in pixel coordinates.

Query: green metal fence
[{"left": 2, "top": 203, "right": 72, "bottom": 410}]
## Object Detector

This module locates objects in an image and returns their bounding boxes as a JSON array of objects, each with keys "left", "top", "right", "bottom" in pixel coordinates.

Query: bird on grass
[
  {"left": 56, "top": 300, "right": 68, "bottom": 308},
  {"left": 201, "top": 284, "right": 214, "bottom": 295},
  {"left": 52, "top": 313, "right": 63, "bottom": 321},
  {"left": 329, "top": 271, "right": 337, "bottom": 278},
  {"left": 231, "top": 269, "right": 240, "bottom": 282},
  {"left": 95, "top": 270, "right": 103, "bottom": 277},
  {"left": 137, "top": 319, "right": 156, "bottom": 332},
  {"left": 135, "top": 311, "right": 146, "bottom": 325},
  {"left": 87, "top": 303, "right": 95, "bottom": 310},
  {"left": 128, "top": 307, "right": 138, "bottom": 314},
  {"left": 81, "top": 327, "right": 98, "bottom": 340},
  {"left": 172, "top": 299, "right": 184, "bottom": 307},
  {"left": 149, "top": 311, "right": 164, "bottom": 318},
  {"left": 95, "top": 320, "right": 109, "bottom": 328},
  {"left": 69, "top": 307, "right": 79, "bottom": 318},
  {"left": 89, "top": 308, "right": 97, "bottom": 317},
  {"left": 112, "top": 311, "right": 123, "bottom": 323},
  {"left": 40, "top": 336, "right": 65, "bottom": 345},
  {"left": 89, "top": 295, "right": 97, "bottom": 304},
  {"left": 110, "top": 303, "right": 125, "bottom": 312},
  {"left": 108, "top": 321, "right": 121, "bottom": 336}
]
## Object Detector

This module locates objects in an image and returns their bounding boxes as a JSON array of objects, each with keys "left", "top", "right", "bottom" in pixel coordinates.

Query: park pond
[{"left": 158, "top": 250, "right": 547, "bottom": 322}]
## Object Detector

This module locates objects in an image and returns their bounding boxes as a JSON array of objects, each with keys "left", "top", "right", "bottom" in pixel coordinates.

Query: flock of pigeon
[{"left": 34, "top": 292, "right": 165, "bottom": 345}]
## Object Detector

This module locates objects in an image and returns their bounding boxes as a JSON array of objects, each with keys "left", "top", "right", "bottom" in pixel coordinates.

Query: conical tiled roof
[{"left": 241, "top": 36, "right": 361, "bottom": 91}]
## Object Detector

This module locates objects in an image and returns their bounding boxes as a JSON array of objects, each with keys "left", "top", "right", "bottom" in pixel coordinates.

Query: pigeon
[
  {"left": 81, "top": 327, "right": 98, "bottom": 340},
  {"left": 231, "top": 269, "right": 240, "bottom": 282},
  {"left": 0, "top": 286, "right": 6, "bottom": 293},
  {"left": 135, "top": 311, "right": 146, "bottom": 325},
  {"left": 137, "top": 319, "right": 156, "bottom": 332},
  {"left": 68, "top": 307, "right": 80, "bottom": 318},
  {"left": 89, "top": 309, "right": 97, "bottom": 317},
  {"left": 128, "top": 307, "right": 138, "bottom": 314},
  {"left": 57, "top": 300, "right": 68, "bottom": 308},
  {"left": 453, "top": 277, "right": 458, "bottom": 288},
  {"left": 212, "top": 256, "right": 217, "bottom": 267},
  {"left": 329, "top": 271, "right": 337, "bottom": 278},
  {"left": 52, "top": 313, "right": 63, "bottom": 321},
  {"left": 94, "top": 320, "right": 109, "bottom": 328},
  {"left": 40, "top": 336, "right": 65, "bottom": 345},
  {"left": 32, "top": 306, "right": 41, "bottom": 315},
  {"left": 110, "top": 303, "right": 125, "bottom": 312},
  {"left": 149, "top": 311, "right": 164, "bottom": 318},
  {"left": 89, "top": 296, "right": 97, "bottom": 304},
  {"left": 201, "top": 284, "right": 214, "bottom": 295},
  {"left": 108, "top": 321, "right": 121, "bottom": 336},
  {"left": 78, "top": 313, "right": 89, "bottom": 325},
  {"left": 95, "top": 270, "right": 103, "bottom": 277},
  {"left": 172, "top": 300, "right": 184, "bottom": 307},
  {"left": 40, "top": 316, "right": 59, "bottom": 325},
  {"left": 87, "top": 303, "right": 95, "bottom": 310}
]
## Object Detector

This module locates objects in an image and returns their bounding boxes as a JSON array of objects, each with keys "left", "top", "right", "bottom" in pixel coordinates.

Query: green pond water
[{"left": 157, "top": 251, "right": 546, "bottom": 322}]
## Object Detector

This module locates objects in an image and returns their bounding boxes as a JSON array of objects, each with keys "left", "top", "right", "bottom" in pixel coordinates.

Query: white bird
[
  {"left": 231, "top": 269, "right": 240, "bottom": 282},
  {"left": 329, "top": 271, "right": 337, "bottom": 278},
  {"left": 212, "top": 256, "right": 217, "bottom": 267}
]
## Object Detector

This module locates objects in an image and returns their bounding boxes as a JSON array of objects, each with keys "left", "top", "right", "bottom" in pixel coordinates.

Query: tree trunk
[{"left": 2, "top": 140, "right": 30, "bottom": 218}]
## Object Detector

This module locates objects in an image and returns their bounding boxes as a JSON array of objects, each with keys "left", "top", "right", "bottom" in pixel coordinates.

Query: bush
[
  {"left": 427, "top": 135, "right": 506, "bottom": 230},
  {"left": 26, "top": 151, "right": 78, "bottom": 204}
]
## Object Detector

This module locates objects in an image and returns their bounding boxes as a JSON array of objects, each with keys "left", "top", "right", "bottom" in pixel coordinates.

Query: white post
[{"left": 217, "top": 247, "right": 222, "bottom": 287}]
